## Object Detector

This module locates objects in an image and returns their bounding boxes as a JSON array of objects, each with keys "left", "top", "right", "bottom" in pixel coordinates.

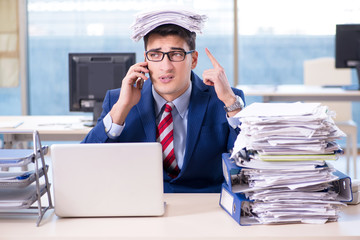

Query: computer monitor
[
  {"left": 69, "top": 53, "right": 136, "bottom": 125},
  {"left": 335, "top": 24, "right": 360, "bottom": 90}
]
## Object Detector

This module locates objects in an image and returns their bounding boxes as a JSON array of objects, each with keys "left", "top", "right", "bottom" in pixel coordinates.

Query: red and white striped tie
[{"left": 156, "top": 102, "right": 180, "bottom": 178}]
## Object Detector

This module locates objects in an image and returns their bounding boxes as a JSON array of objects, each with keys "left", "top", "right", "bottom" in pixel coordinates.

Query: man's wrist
[
  {"left": 224, "top": 95, "right": 244, "bottom": 113},
  {"left": 109, "top": 102, "right": 130, "bottom": 125},
  {"left": 103, "top": 113, "right": 124, "bottom": 138}
]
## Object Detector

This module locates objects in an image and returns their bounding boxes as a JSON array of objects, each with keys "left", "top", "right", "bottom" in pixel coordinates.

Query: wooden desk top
[
  {"left": 0, "top": 115, "right": 92, "bottom": 143},
  {"left": 0, "top": 194, "right": 359, "bottom": 240},
  {"left": 238, "top": 84, "right": 360, "bottom": 102},
  {"left": 0, "top": 115, "right": 92, "bottom": 135}
]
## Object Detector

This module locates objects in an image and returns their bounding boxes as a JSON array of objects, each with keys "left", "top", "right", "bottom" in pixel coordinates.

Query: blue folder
[
  {"left": 222, "top": 152, "right": 353, "bottom": 199},
  {"left": 219, "top": 183, "right": 255, "bottom": 226},
  {"left": 219, "top": 178, "right": 353, "bottom": 225},
  {"left": 220, "top": 153, "right": 353, "bottom": 225}
]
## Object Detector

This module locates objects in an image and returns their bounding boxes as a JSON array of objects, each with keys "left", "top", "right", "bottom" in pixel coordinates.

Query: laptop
[{"left": 50, "top": 142, "right": 164, "bottom": 217}]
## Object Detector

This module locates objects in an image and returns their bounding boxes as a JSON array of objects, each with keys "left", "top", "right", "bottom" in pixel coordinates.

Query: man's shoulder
[
  {"left": 102, "top": 88, "right": 121, "bottom": 107},
  {"left": 108, "top": 88, "right": 121, "bottom": 95},
  {"left": 232, "top": 86, "right": 243, "bottom": 96},
  {"left": 102, "top": 88, "right": 120, "bottom": 98},
  {"left": 191, "top": 71, "right": 210, "bottom": 93}
]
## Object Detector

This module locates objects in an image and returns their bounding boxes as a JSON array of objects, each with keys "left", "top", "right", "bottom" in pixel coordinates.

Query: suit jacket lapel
[
  {"left": 181, "top": 73, "right": 210, "bottom": 175},
  {"left": 136, "top": 80, "right": 156, "bottom": 142}
]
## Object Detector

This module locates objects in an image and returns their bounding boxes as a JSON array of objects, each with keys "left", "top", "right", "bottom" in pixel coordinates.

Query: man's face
[{"left": 145, "top": 34, "right": 198, "bottom": 101}]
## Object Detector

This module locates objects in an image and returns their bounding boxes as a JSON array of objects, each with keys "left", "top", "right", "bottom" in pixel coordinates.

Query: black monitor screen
[
  {"left": 69, "top": 53, "right": 136, "bottom": 113},
  {"left": 335, "top": 24, "right": 360, "bottom": 90},
  {"left": 335, "top": 24, "right": 360, "bottom": 68}
]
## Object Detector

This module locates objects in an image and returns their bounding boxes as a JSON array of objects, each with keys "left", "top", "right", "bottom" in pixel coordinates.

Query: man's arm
[
  {"left": 109, "top": 61, "right": 149, "bottom": 125},
  {"left": 202, "top": 48, "right": 243, "bottom": 117},
  {"left": 82, "top": 90, "right": 118, "bottom": 143},
  {"left": 225, "top": 87, "right": 245, "bottom": 150},
  {"left": 82, "top": 61, "right": 149, "bottom": 143}
]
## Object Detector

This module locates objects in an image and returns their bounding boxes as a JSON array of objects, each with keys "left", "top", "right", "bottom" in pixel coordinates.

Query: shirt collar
[{"left": 152, "top": 83, "right": 192, "bottom": 119}]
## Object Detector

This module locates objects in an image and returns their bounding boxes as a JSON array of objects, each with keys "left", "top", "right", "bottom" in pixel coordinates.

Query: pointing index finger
[{"left": 205, "top": 48, "right": 222, "bottom": 69}]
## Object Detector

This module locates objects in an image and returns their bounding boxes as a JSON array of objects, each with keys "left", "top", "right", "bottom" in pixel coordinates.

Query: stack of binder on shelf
[
  {"left": 220, "top": 102, "right": 353, "bottom": 225},
  {"left": 0, "top": 131, "right": 53, "bottom": 226}
]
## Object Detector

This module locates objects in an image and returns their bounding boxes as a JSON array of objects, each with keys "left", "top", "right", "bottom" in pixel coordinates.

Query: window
[
  {"left": 0, "top": 0, "right": 21, "bottom": 115},
  {"left": 1, "top": 0, "right": 360, "bottom": 120},
  {"left": 25, "top": 0, "right": 233, "bottom": 115},
  {"left": 238, "top": 0, "right": 360, "bottom": 85},
  {"left": 236, "top": 0, "right": 360, "bottom": 146}
]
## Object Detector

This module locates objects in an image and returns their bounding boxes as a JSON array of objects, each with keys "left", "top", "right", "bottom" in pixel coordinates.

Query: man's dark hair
[{"left": 143, "top": 24, "right": 196, "bottom": 50}]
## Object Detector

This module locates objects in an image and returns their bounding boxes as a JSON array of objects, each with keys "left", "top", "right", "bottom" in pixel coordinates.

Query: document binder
[
  {"left": 222, "top": 153, "right": 241, "bottom": 192},
  {"left": 219, "top": 183, "right": 256, "bottom": 226},
  {"left": 331, "top": 169, "right": 353, "bottom": 202},
  {"left": 224, "top": 102, "right": 353, "bottom": 225},
  {"left": 349, "top": 179, "right": 360, "bottom": 204},
  {"left": 223, "top": 153, "right": 353, "bottom": 199},
  {"left": 222, "top": 153, "right": 353, "bottom": 198},
  {"left": 220, "top": 152, "right": 353, "bottom": 225},
  {"left": 220, "top": 175, "right": 353, "bottom": 226}
]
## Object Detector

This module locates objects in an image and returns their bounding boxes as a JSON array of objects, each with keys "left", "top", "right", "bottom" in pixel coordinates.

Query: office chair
[{"left": 304, "top": 57, "right": 358, "bottom": 178}]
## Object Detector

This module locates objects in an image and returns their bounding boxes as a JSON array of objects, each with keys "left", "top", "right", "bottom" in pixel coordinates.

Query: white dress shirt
[{"left": 103, "top": 84, "right": 240, "bottom": 169}]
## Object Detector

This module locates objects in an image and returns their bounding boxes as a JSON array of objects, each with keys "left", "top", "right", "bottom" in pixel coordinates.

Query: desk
[
  {"left": 239, "top": 84, "right": 360, "bottom": 102},
  {"left": 0, "top": 194, "right": 359, "bottom": 240},
  {"left": 0, "top": 115, "right": 92, "bottom": 148}
]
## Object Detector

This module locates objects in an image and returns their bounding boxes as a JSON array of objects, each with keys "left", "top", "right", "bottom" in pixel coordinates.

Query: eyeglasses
[{"left": 145, "top": 50, "right": 194, "bottom": 62}]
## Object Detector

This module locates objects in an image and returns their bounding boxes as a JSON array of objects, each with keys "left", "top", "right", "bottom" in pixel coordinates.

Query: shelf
[
  {"left": 0, "top": 166, "right": 47, "bottom": 188},
  {"left": 0, "top": 130, "right": 53, "bottom": 226}
]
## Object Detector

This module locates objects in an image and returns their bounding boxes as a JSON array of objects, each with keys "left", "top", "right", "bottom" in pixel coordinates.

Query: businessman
[{"left": 82, "top": 11, "right": 245, "bottom": 193}]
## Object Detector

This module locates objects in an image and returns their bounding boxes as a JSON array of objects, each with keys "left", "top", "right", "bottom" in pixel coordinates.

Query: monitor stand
[
  {"left": 342, "top": 84, "right": 360, "bottom": 90},
  {"left": 343, "top": 64, "right": 360, "bottom": 90},
  {"left": 325, "top": 65, "right": 360, "bottom": 90},
  {"left": 83, "top": 101, "right": 103, "bottom": 127}
]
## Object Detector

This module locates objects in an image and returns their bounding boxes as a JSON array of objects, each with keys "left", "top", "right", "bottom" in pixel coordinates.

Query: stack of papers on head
[
  {"left": 221, "top": 102, "right": 351, "bottom": 225},
  {"left": 130, "top": 8, "right": 207, "bottom": 41}
]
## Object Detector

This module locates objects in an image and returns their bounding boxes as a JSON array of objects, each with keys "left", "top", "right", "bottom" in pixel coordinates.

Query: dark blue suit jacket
[{"left": 82, "top": 71, "right": 245, "bottom": 193}]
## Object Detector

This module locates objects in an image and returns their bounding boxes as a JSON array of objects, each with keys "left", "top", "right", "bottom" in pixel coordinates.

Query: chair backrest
[{"left": 303, "top": 57, "right": 352, "bottom": 122}]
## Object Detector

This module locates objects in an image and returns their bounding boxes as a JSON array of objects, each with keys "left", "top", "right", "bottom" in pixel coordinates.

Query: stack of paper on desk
[
  {"left": 219, "top": 102, "right": 352, "bottom": 225},
  {"left": 220, "top": 154, "right": 352, "bottom": 225},
  {"left": 232, "top": 102, "right": 345, "bottom": 158}
]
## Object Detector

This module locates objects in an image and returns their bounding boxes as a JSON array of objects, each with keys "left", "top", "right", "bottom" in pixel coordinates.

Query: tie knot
[{"left": 164, "top": 102, "right": 174, "bottom": 113}]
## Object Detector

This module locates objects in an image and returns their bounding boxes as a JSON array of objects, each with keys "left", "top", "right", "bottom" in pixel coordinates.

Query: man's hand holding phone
[{"left": 109, "top": 62, "right": 149, "bottom": 125}]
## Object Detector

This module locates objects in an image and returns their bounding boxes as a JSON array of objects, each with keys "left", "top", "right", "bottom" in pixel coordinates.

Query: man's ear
[{"left": 191, "top": 50, "right": 198, "bottom": 69}]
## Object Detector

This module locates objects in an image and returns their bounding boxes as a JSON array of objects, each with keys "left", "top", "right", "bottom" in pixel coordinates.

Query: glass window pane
[
  {"left": 238, "top": 0, "right": 360, "bottom": 85},
  {"left": 0, "top": 87, "right": 21, "bottom": 115},
  {"left": 237, "top": 0, "right": 360, "bottom": 147},
  {"left": 27, "top": 0, "right": 233, "bottom": 115}
]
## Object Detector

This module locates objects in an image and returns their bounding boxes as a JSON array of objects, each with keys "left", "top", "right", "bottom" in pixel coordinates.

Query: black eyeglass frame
[{"left": 145, "top": 50, "right": 195, "bottom": 62}]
